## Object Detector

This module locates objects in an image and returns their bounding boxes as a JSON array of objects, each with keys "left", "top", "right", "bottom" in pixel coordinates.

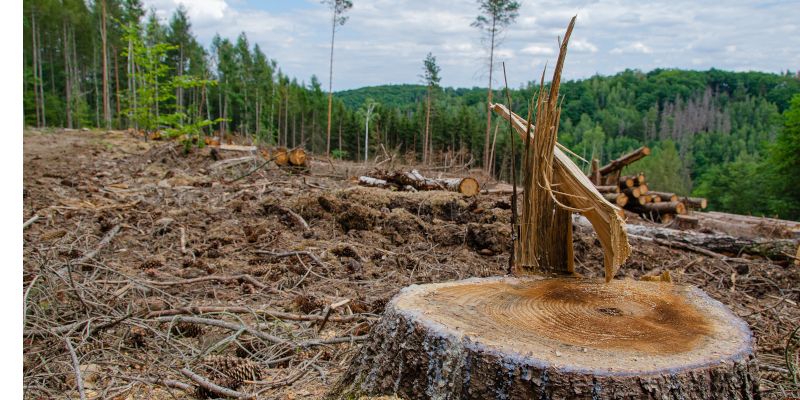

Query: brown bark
[
  {"left": 683, "top": 196, "right": 708, "bottom": 209},
  {"left": 330, "top": 277, "right": 759, "bottom": 400},
  {"left": 365, "top": 169, "right": 479, "bottom": 196},
  {"left": 599, "top": 146, "right": 651, "bottom": 176},
  {"left": 628, "top": 200, "right": 686, "bottom": 216},
  {"left": 594, "top": 185, "right": 619, "bottom": 194},
  {"left": 624, "top": 221, "right": 799, "bottom": 262}
]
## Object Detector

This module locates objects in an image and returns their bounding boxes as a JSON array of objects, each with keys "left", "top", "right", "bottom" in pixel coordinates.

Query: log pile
[
  {"left": 589, "top": 148, "right": 707, "bottom": 224},
  {"left": 358, "top": 169, "right": 480, "bottom": 196}
]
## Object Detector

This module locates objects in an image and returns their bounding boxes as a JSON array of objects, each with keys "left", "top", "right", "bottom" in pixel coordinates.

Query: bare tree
[
  {"left": 323, "top": 0, "right": 353, "bottom": 156},
  {"left": 420, "top": 52, "right": 441, "bottom": 165},
  {"left": 472, "top": 0, "right": 520, "bottom": 173}
]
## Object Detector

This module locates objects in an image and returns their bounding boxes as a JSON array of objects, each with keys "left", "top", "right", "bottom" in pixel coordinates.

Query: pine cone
[
  {"left": 195, "top": 355, "right": 263, "bottom": 398},
  {"left": 139, "top": 259, "right": 163, "bottom": 270},
  {"left": 126, "top": 326, "right": 149, "bottom": 348},
  {"left": 170, "top": 321, "right": 203, "bottom": 338}
]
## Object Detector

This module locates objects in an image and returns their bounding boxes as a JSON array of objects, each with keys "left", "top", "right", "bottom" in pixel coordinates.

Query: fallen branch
[
  {"left": 65, "top": 337, "right": 87, "bottom": 400},
  {"left": 73, "top": 225, "right": 121, "bottom": 266},
  {"left": 153, "top": 316, "right": 368, "bottom": 347},
  {"left": 255, "top": 250, "right": 326, "bottom": 270},
  {"left": 181, "top": 368, "right": 256, "bottom": 400},
  {"left": 147, "top": 305, "right": 366, "bottom": 323},
  {"left": 23, "top": 215, "right": 40, "bottom": 229}
]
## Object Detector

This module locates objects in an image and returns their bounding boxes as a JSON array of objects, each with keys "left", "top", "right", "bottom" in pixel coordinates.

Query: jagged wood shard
[{"left": 492, "top": 103, "right": 631, "bottom": 281}]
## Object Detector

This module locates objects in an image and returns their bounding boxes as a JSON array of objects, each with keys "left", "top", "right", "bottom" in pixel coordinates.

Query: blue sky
[{"left": 143, "top": 0, "right": 800, "bottom": 90}]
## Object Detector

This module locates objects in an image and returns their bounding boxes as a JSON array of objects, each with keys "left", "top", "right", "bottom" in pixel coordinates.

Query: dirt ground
[{"left": 22, "top": 129, "right": 799, "bottom": 399}]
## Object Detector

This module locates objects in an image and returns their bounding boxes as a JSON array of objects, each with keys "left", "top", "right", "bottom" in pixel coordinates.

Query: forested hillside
[{"left": 22, "top": 0, "right": 800, "bottom": 219}]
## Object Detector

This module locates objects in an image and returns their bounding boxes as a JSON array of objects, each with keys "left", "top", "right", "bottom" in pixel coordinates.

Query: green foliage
[
  {"left": 693, "top": 152, "right": 772, "bottom": 216},
  {"left": 632, "top": 140, "right": 691, "bottom": 195},
  {"left": 331, "top": 149, "right": 348, "bottom": 160},
  {"left": 765, "top": 94, "right": 800, "bottom": 219}
]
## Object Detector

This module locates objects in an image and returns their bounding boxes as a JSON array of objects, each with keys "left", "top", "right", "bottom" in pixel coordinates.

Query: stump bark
[{"left": 331, "top": 277, "right": 759, "bottom": 400}]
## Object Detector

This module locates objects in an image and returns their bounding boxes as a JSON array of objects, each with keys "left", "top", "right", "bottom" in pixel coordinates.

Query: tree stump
[{"left": 330, "top": 277, "right": 759, "bottom": 399}]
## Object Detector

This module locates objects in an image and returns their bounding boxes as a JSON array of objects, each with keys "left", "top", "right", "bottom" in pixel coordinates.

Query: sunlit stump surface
[{"left": 330, "top": 276, "right": 759, "bottom": 400}]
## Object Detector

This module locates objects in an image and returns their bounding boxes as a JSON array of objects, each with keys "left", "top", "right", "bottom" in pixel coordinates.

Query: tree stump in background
[{"left": 330, "top": 277, "right": 759, "bottom": 400}]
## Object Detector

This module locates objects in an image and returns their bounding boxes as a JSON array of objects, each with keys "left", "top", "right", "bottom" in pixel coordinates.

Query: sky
[{"left": 142, "top": 0, "right": 800, "bottom": 90}]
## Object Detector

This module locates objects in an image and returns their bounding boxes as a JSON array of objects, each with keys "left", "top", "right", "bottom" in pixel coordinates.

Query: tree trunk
[
  {"left": 599, "top": 146, "right": 651, "bottom": 176},
  {"left": 63, "top": 20, "right": 72, "bottom": 129},
  {"left": 101, "top": 0, "right": 110, "bottom": 128},
  {"left": 113, "top": 45, "right": 121, "bottom": 127},
  {"left": 31, "top": 11, "right": 41, "bottom": 127},
  {"left": 330, "top": 277, "right": 760, "bottom": 400},
  {"left": 619, "top": 219, "right": 799, "bottom": 262},
  {"left": 482, "top": 16, "right": 496, "bottom": 172},
  {"left": 325, "top": 7, "right": 336, "bottom": 156},
  {"left": 424, "top": 85, "right": 431, "bottom": 164}
]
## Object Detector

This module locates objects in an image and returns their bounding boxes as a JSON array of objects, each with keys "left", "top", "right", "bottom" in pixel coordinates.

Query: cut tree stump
[{"left": 331, "top": 276, "right": 759, "bottom": 400}]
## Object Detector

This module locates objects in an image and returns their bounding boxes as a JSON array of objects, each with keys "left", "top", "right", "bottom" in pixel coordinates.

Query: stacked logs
[
  {"left": 358, "top": 169, "right": 480, "bottom": 197},
  {"left": 591, "top": 147, "right": 707, "bottom": 223}
]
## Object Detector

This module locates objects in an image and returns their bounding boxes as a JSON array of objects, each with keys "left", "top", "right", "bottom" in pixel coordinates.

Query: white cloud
[
  {"left": 571, "top": 39, "right": 598, "bottom": 53},
  {"left": 610, "top": 41, "right": 653, "bottom": 55},
  {"left": 141, "top": 0, "right": 800, "bottom": 89},
  {"left": 521, "top": 45, "right": 554, "bottom": 56}
]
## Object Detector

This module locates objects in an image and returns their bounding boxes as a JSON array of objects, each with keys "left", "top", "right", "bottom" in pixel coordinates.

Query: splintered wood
[{"left": 491, "top": 17, "right": 630, "bottom": 281}]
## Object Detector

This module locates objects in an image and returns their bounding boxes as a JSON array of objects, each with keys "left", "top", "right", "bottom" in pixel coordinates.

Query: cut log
[
  {"left": 369, "top": 169, "right": 480, "bottom": 196},
  {"left": 648, "top": 191, "right": 679, "bottom": 202},
  {"left": 638, "top": 183, "right": 649, "bottom": 195},
  {"left": 619, "top": 176, "right": 634, "bottom": 188},
  {"left": 651, "top": 195, "right": 662, "bottom": 203},
  {"left": 660, "top": 213, "right": 674, "bottom": 224},
  {"left": 603, "top": 193, "right": 628, "bottom": 207},
  {"left": 622, "top": 187, "right": 641, "bottom": 199},
  {"left": 273, "top": 147, "right": 289, "bottom": 167},
  {"left": 210, "top": 144, "right": 257, "bottom": 152},
  {"left": 639, "top": 194, "right": 652, "bottom": 205},
  {"left": 594, "top": 185, "right": 619, "bottom": 194},
  {"left": 694, "top": 211, "right": 800, "bottom": 239},
  {"left": 628, "top": 200, "right": 687, "bottom": 216},
  {"left": 611, "top": 218, "right": 800, "bottom": 263},
  {"left": 357, "top": 176, "right": 391, "bottom": 189},
  {"left": 598, "top": 146, "right": 651, "bottom": 176},
  {"left": 683, "top": 196, "right": 708, "bottom": 210},
  {"left": 288, "top": 148, "right": 307, "bottom": 167},
  {"left": 331, "top": 276, "right": 759, "bottom": 400}
]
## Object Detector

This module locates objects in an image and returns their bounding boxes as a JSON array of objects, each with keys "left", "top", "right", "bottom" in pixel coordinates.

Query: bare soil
[{"left": 22, "top": 129, "right": 799, "bottom": 399}]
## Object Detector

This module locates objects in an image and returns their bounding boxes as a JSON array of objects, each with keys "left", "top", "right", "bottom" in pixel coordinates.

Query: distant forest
[{"left": 22, "top": 0, "right": 800, "bottom": 220}]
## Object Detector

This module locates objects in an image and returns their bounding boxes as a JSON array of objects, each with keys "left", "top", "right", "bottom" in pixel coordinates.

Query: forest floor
[{"left": 22, "top": 128, "right": 799, "bottom": 399}]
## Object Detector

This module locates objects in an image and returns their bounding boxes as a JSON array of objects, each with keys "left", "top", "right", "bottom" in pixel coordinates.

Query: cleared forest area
[{"left": 22, "top": 128, "right": 799, "bottom": 398}]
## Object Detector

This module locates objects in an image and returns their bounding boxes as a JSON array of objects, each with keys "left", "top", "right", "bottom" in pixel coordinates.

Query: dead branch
[
  {"left": 147, "top": 305, "right": 366, "bottom": 323},
  {"left": 73, "top": 224, "right": 121, "bottom": 266},
  {"left": 180, "top": 367, "right": 256, "bottom": 399},
  {"left": 65, "top": 337, "right": 87, "bottom": 400},
  {"left": 23, "top": 215, "right": 40, "bottom": 229}
]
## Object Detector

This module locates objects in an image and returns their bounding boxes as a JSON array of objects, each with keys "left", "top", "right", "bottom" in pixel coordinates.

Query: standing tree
[
  {"left": 357, "top": 99, "right": 378, "bottom": 163},
  {"left": 323, "top": 0, "right": 353, "bottom": 156},
  {"left": 420, "top": 52, "right": 441, "bottom": 165},
  {"left": 472, "top": 0, "right": 520, "bottom": 172}
]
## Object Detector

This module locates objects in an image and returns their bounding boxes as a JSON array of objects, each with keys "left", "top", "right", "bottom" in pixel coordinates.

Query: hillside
[{"left": 337, "top": 69, "right": 800, "bottom": 220}]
